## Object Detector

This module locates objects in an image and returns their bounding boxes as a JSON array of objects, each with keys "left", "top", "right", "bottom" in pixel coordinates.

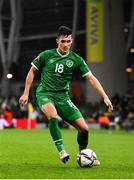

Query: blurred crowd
[
  {"left": 0, "top": 96, "right": 45, "bottom": 129},
  {"left": 0, "top": 91, "right": 134, "bottom": 131},
  {"left": 111, "top": 91, "right": 134, "bottom": 130},
  {"left": 86, "top": 91, "right": 134, "bottom": 131}
]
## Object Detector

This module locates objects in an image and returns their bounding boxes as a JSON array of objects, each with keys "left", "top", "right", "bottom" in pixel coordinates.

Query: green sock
[
  {"left": 77, "top": 130, "right": 88, "bottom": 151},
  {"left": 48, "top": 118, "right": 64, "bottom": 152}
]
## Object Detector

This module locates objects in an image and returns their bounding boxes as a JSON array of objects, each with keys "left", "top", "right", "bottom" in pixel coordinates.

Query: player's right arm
[{"left": 19, "top": 66, "right": 37, "bottom": 106}]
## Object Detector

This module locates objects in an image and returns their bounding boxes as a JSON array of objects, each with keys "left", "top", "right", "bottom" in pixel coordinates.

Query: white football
[{"left": 77, "top": 148, "right": 97, "bottom": 167}]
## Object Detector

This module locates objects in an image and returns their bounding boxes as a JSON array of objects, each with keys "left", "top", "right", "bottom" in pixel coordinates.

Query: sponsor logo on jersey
[
  {"left": 66, "top": 60, "right": 74, "bottom": 68},
  {"left": 55, "top": 73, "right": 61, "bottom": 77},
  {"left": 49, "top": 59, "right": 54, "bottom": 63}
]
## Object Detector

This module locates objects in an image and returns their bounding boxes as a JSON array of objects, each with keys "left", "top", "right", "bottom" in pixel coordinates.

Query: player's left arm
[{"left": 86, "top": 72, "right": 113, "bottom": 113}]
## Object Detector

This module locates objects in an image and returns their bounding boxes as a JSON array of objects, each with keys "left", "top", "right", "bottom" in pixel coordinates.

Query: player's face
[{"left": 57, "top": 35, "right": 73, "bottom": 55}]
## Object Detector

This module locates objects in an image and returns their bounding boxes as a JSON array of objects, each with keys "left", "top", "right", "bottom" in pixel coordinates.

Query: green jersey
[{"left": 31, "top": 49, "right": 91, "bottom": 94}]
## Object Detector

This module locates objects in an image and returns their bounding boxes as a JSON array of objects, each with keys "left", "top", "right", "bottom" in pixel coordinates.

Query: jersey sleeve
[
  {"left": 31, "top": 52, "right": 45, "bottom": 70},
  {"left": 77, "top": 57, "right": 91, "bottom": 77}
]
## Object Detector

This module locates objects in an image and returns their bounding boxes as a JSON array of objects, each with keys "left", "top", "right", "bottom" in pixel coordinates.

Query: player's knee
[
  {"left": 80, "top": 126, "right": 89, "bottom": 133},
  {"left": 83, "top": 128, "right": 89, "bottom": 133},
  {"left": 48, "top": 114, "right": 58, "bottom": 120},
  {"left": 41, "top": 103, "right": 58, "bottom": 120}
]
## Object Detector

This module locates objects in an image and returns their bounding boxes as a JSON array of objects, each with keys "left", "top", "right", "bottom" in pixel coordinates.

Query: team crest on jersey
[{"left": 66, "top": 60, "right": 74, "bottom": 68}]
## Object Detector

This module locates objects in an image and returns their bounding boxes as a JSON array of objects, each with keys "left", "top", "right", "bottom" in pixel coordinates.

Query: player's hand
[
  {"left": 103, "top": 96, "right": 113, "bottom": 113},
  {"left": 19, "top": 94, "right": 28, "bottom": 106}
]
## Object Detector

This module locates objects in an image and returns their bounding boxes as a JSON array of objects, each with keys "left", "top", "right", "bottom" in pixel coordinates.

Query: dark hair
[{"left": 57, "top": 26, "right": 72, "bottom": 37}]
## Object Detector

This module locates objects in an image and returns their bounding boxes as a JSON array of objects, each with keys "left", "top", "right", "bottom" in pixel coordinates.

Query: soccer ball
[{"left": 77, "top": 148, "right": 97, "bottom": 167}]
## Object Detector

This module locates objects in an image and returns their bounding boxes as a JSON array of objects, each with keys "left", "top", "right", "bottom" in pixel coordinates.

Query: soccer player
[{"left": 19, "top": 26, "right": 113, "bottom": 165}]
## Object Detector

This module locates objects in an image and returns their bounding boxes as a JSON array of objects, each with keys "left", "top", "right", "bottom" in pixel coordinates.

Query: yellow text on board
[{"left": 86, "top": 0, "right": 104, "bottom": 63}]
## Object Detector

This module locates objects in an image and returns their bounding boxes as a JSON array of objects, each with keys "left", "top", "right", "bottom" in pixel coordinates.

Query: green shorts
[{"left": 36, "top": 91, "right": 83, "bottom": 123}]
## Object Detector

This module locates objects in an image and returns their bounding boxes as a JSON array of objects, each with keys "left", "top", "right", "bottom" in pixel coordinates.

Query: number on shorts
[{"left": 67, "top": 100, "right": 76, "bottom": 108}]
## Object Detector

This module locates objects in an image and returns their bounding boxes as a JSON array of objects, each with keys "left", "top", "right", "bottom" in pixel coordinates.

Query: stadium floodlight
[
  {"left": 6, "top": 73, "right": 13, "bottom": 79},
  {"left": 130, "top": 48, "right": 134, "bottom": 53},
  {"left": 126, "top": 67, "right": 133, "bottom": 73}
]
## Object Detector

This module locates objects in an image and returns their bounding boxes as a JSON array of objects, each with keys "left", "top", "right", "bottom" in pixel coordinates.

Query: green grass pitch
[{"left": 0, "top": 128, "right": 134, "bottom": 179}]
